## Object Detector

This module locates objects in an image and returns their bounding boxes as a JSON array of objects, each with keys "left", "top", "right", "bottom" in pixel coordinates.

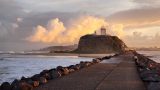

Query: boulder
[
  {"left": 140, "top": 70, "right": 160, "bottom": 82},
  {"left": 21, "top": 78, "right": 33, "bottom": 86},
  {"left": 31, "top": 74, "right": 41, "bottom": 81},
  {"left": 80, "top": 61, "right": 90, "bottom": 68},
  {"left": 42, "top": 73, "right": 51, "bottom": 80},
  {"left": 21, "top": 76, "right": 26, "bottom": 81},
  {"left": 61, "top": 67, "right": 70, "bottom": 75},
  {"left": 140, "top": 70, "right": 158, "bottom": 77},
  {"left": 32, "top": 81, "right": 39, "bottom": 87},
  {"left": 30, "top": 74, "right": 47, "bottom": 85},
  {"left": 38, "top": 77, "right": 47, "bottom": 84},
  {"left": 142, "top": 75, "right": 160, "bottom": 82},
  {"left": 0, "top": 82, "right": 11, "bottom": 90},
  {"left": 19, "top": 82, "right": 33, "bottom": 90},
  {"left": 11, "top": 79, "right": 20, "bottom": 90},
  {"left": 147, "top": 82, "right": 160, "bottom": 90},
  {"left": 102, "top": 56, "right": 111, "bottom": 60},
  {"left": 92, "top": 59, "right": 101, "bottom": 63},
  {"left": 68, "top": 65, "right": 80, "bottom": 70},
  {"left": 50, "top": 70, "right": 61, "bottom": 79},
  {"left": 56, "top": 66, "right": 69, "bottom": 75},
  {"left": 68, "top": 68, "right": 75, "bottom": 73},
  {"left": 147, "top": 62, "right": 158, "bottom": 70},
  {"left": 39, "top": 70, "right": 51, "bottom": 80},
  {"left": 40, "top": 70, "right": 49, "bottom": 75},
  {"left": 113, "top": 53, "right": 120, "bottom": 57}
]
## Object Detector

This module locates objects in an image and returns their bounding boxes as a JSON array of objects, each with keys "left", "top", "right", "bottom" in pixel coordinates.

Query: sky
[{"left": 0, "top": 0, "right": 160, "bottom": 51}]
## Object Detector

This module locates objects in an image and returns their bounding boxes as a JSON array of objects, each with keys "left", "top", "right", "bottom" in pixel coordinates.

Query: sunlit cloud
[{"left": 27, "top": 15, "right": 125, "bottom": 44}]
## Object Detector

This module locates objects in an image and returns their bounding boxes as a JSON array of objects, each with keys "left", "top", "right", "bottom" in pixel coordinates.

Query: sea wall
[
  {"left": 133, "top": 52, "right": 160, "bottom": 90},
  {"left": 0, "top": 54, "right": 119, "bottom": 90}
]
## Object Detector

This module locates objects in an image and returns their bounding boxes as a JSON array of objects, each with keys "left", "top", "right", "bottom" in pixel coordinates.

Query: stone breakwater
[
  {"left": 0, "top": 54, "right": 118, "bottom": 90},
  {"left": 134, "top": 52, "right": 160, "bottom": 90}
]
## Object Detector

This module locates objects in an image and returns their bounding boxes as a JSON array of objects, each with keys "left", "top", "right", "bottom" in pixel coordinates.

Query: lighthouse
[
  {"left": 100, "top": 26, "right": 107, "bottom": 35},
  {"left": 93, "top": 26, "right": 109, "bottom": 35}
]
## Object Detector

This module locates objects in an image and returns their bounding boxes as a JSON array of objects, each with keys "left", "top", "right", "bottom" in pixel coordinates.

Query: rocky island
[{"left": 73, "top": 34, "right": 127, "bottom": 54}]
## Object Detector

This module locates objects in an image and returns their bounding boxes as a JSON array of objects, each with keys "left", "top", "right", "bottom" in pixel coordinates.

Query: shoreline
[
  {"left": 0, "top": 52, "right": 116, "bottom": 90},
  {"left": 11, "top": 53, "right": 115, "bottom": 58},
  {"left": 1, "top": 51, "right": 160, "bottom": 90}
]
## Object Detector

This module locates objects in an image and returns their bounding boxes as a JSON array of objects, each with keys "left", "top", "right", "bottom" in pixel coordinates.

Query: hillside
[
  {"left": 40, "top": 44, "right": 78, "bottom": 53},
  {"left": 73, "top": 34, "right": 127, "bottom": 54}
]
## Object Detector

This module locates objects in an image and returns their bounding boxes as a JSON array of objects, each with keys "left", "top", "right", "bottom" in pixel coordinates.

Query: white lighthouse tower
[{"left": 100, "top": 26, "right": 107, "bottom": 35}]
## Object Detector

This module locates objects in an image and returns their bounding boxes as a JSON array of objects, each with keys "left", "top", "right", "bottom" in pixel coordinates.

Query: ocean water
[
  {"left": 137, "top": 51, "right": 160, "bottom": 63},
  {"left": 0, "top": 51, "right": 159, "bottom": 84},
  {"left": 0, "top": 54, "right": 92, "bottom": 84}
]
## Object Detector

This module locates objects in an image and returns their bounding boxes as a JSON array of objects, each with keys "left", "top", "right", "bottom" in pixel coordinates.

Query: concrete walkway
[{"left": 34, "top": 53, "right": 146, "bottom": 90}]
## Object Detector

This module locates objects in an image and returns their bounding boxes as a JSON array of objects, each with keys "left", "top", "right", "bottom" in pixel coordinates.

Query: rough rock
[
  {"left": 32, "top": 81, "right": 39, "bottom": 87},
  {"left": 73, "top": 34, "right": 127, "bottom": 54},
  {"left": 19, "top": 82, "right": 33, "bottom": 90},
  {"left": 147, "top": 82, "right": 160, "bottom": 90},
  {"left": 0, "top": 82, "right": 11, "bottom": 90},
  {"left": 50, "top": 70, "right": 61, "bottom": 79},
  {"left": 68, "top": 65, "right": 80, "bottom": 70},
  {"left": 56, "top": 66, "right": 69, "bottom": 75},
  {"left": 38, "top": 77, "right": 47, "bottom": 84},
  {"left": 92, "top": 59, "right": 101, "bottom": 63},
  {"left": 11, "top": 79, "right": 20, "bottom": 90}
]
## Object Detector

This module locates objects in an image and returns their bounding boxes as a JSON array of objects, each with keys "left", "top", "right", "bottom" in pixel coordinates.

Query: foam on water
[{"left": 0, "top": 54, "right": 92, "bottom": 84}]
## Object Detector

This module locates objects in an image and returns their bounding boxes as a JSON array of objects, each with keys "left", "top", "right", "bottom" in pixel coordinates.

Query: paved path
[{"left": 34, "top": 53, "right": 146, "bottom": 90}]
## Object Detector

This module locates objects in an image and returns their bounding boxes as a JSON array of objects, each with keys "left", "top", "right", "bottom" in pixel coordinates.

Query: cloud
[
  {"left": 1, "top": 0, "right": 160, "bottom": 51},
  {"left": 107, "top": 4, "right": 160, "bottom": 47},
  {"left": 27, "top": 15, "right": 127, "bottom": 45},
  {"left": 107, "top": 7, "right": 160, "bottom": 29},
  {"left": 133, "top": 0, "right": 160, "bottom": 7},
  {"left": 123, "top": 31, "right": 160, "bottom": 47},
  {"left": 0, "top": 0, "right": 25, "bottom": 38},
  {"left": 12, "top": 23, "right": 19, "bottom": 28},
  {"left": 0, "top": 0, "right": 23, "bottom": 21},
  {"left": 27, "top": 15, "right": 108, "bottom": 44},
  {"left": 17, "top": 18, "right": 23, "bottom": 22},
  {"left": 0, "top": 8, "right": 81, "bottom": 50},
  {"left": 16, "top": 0, "right": 134, "bottom": 16}
]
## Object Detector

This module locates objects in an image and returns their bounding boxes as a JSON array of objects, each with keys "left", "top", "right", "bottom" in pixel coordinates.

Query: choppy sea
[{"left": 0, "top": 54, "right": 92, "bottom": 84}]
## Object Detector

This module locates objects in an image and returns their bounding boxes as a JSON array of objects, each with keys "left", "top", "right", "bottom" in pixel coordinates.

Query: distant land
[
  {"left": 39, "top": 44, "right": 78, "bottom": 53},
  {"left": 38, "top": 44, "right": 160, "bottom": 54},
  {"left": 132, "top": 47, "right": 160, "bottom": 51},
  {"left": 39, "top": 35, "right": 127, "bottom": 54}
]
